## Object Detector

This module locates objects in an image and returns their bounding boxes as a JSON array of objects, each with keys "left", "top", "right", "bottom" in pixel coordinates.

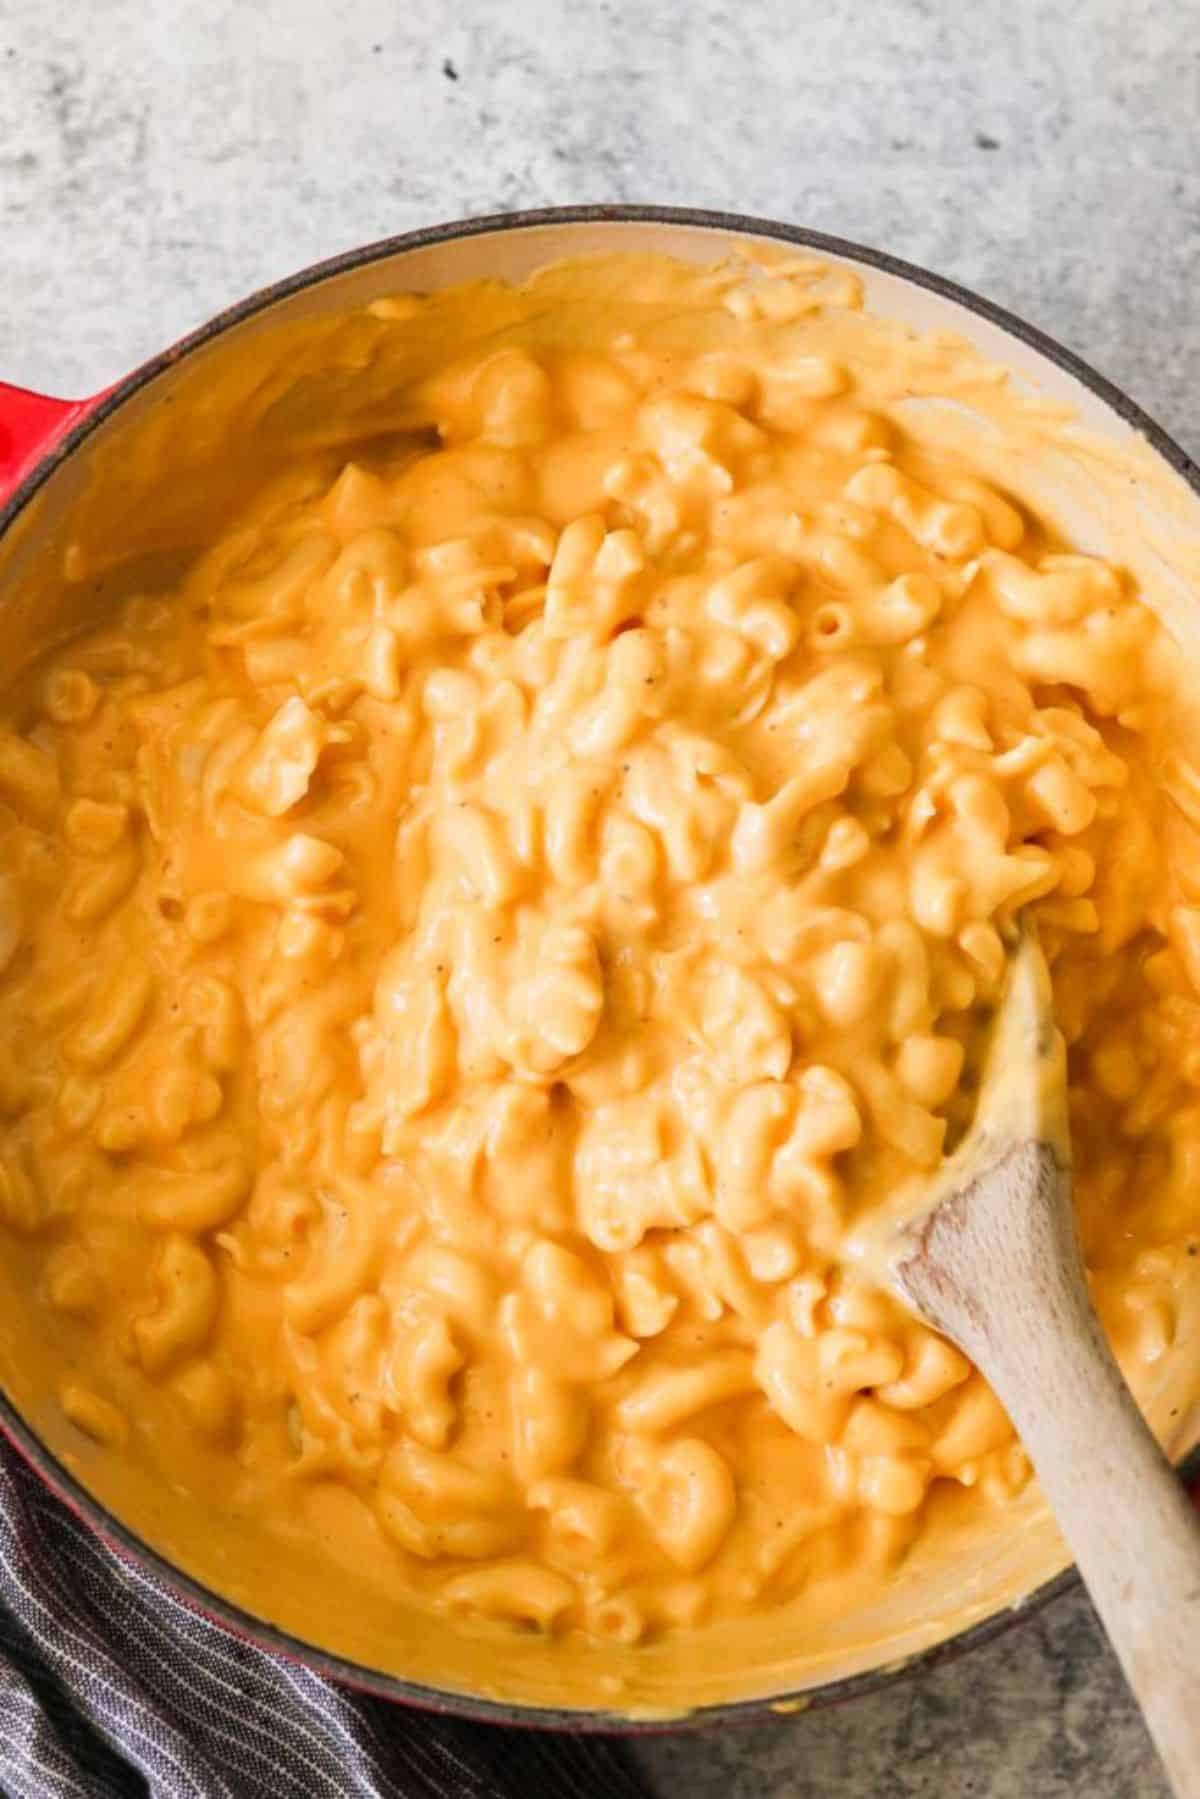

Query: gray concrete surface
[
  {"left": 636, "top": 1588, "right": 1162, "bottom": 1799},
  {"left": 1, "top": 1, "right": 1194, "bottom": 1793}
]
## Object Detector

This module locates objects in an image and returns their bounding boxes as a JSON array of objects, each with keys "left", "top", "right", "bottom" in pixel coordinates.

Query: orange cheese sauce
[{"left": 1, "top": 249, "right": 1199, "bottom": 1709}]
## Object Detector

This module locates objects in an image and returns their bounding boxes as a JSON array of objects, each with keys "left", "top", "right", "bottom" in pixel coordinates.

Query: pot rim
[{"left": 2, "top": 202, "right": 1199, "bottom": 1733}]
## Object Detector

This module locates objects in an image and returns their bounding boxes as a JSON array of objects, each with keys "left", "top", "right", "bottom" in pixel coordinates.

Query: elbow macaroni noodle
[{"left": 1, "top": 248, "right": 1198, "bottom": 1669}]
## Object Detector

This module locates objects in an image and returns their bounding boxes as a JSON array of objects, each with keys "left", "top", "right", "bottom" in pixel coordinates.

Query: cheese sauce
[{"left": 1, "top": 248, "right": 1199, "bottom": 1711}]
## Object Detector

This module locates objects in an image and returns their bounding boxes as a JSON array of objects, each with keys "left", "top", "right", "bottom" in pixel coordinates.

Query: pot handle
[{"left": 0, "top": 382, "right": 102, "bottom": 508}]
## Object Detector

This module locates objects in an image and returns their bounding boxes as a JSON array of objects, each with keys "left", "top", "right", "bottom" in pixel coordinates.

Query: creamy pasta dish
[{"left": 1, "top": 247, "right": 1199, "bottom": 1708}]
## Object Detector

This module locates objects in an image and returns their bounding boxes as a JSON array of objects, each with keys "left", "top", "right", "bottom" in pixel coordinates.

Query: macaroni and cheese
[{"left": 1, "top": 248, "right": 1199, "bottom": 1706}]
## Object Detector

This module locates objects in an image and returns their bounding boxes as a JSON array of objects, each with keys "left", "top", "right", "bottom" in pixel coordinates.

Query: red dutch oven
[{"left": 1, "top": 205, "right": 1199, "bottom": 1730}]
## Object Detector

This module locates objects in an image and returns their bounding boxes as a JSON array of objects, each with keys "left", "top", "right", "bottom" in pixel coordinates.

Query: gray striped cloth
[{"left": 0, "top": 1442, "right": 652, "bottom": 1799}]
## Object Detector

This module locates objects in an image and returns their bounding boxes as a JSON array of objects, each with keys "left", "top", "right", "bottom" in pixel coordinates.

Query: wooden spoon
[{"left": 891, "top": 926, "right": 1200, "bottom": 1797}]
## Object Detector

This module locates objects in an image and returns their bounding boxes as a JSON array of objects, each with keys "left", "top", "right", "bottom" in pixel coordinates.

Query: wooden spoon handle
[
  {"left": 992, "top": 1304, "right": 1200, "bottom": 1796},
  {"left": 897, "top": 1141, "right": 1200, "bottom": 1798}
]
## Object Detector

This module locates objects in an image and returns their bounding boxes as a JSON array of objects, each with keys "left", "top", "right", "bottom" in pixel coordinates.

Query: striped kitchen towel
[{"left": 0, "top": 1443, "right": 652, "bottom": 1799}]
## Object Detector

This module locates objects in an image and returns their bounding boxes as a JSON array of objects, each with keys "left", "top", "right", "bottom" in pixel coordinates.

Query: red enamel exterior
[{"left": 0, "top": 382, "right": 103, "bottom": 504}]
